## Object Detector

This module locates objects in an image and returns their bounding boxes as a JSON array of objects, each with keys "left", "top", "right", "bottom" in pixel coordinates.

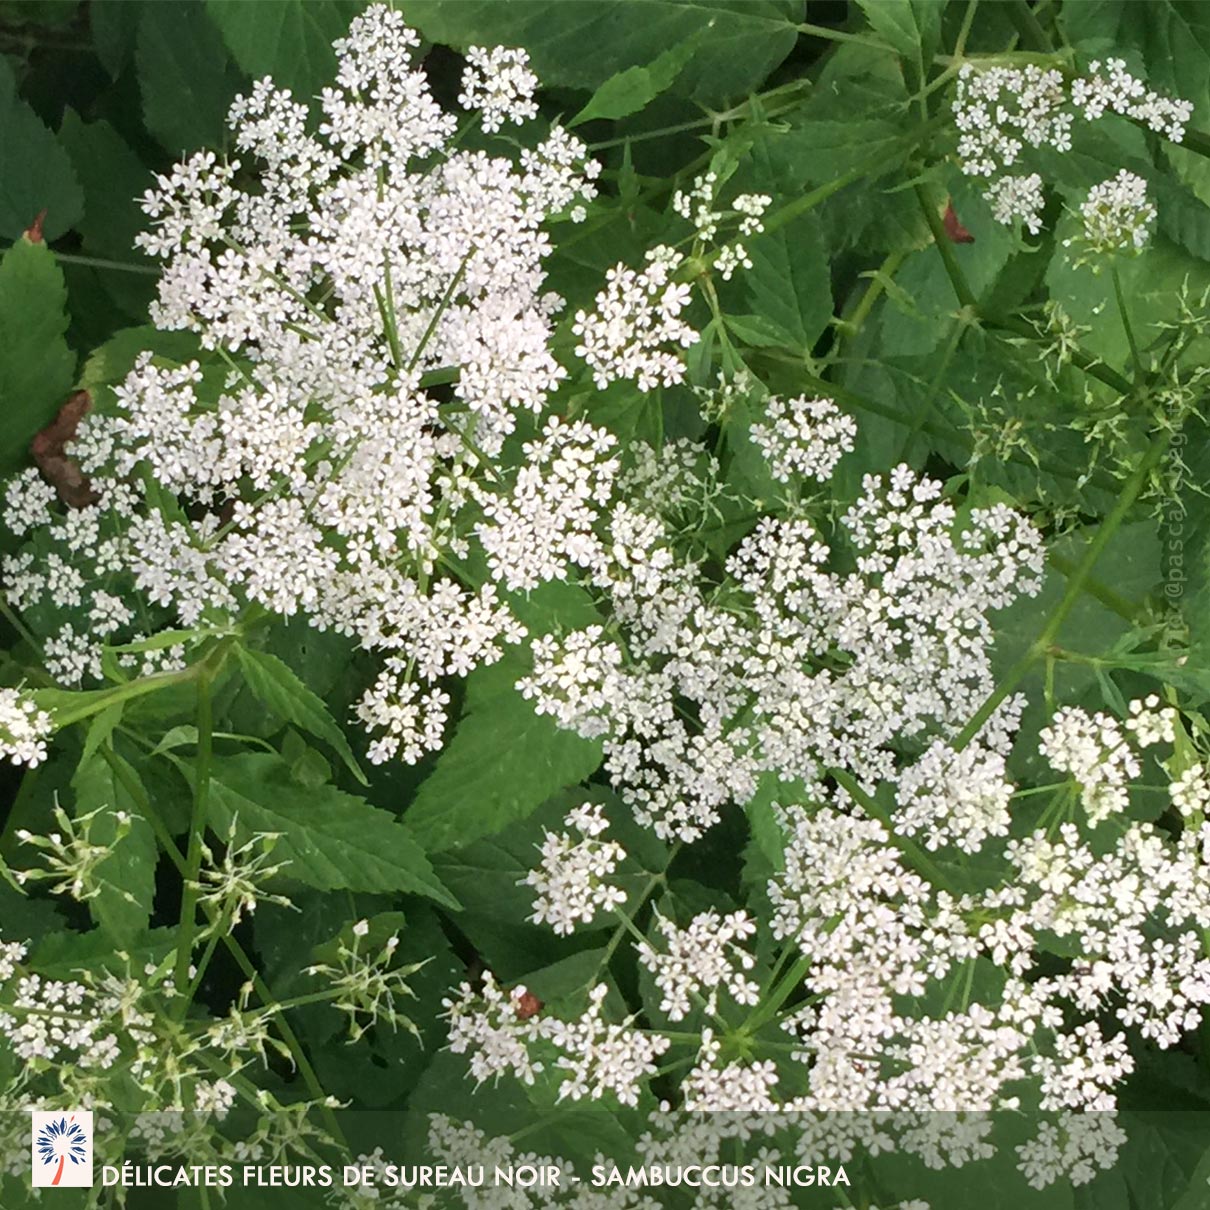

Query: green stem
[
  {"left": 1047, "top": 551, "right": 1142, "bottom": 622},
  {"left": 174, "top": 672, "right": 214, "bottom": 1002},
  {"left": 408, "top": 255, "right": 470, "bottom": 374},
  {"left": 797, "top": 21, "right": 887, "bottom": 50},
  {"left": 833, "top": 248, "right": 909, "bottom": 346},
  {"left": 43, "top": 662, "right": 203, "bottom": 729},
  {"left": 952, "top": 431, "right": 1169, "bottom": 750},
  {"left": 36, "top": 247, "right": 159, "bottom": 276},
  {"left": 829, "top": 768, "right": 957, "bottom": 894},
  {"left": 897, "top": 317, "right": 964, "bottom": 463},
  {"left": 743, "top": 954, "right": 812, "bottom": 1034},
  {"left": 1007, "top": 0, "right": 1053, "bottom": 52},
  {"left": 916, "top": 185, "right": 1138, "bottom": 398},
  {"left": 99, "top": 741, "right": 343, "bottom": 1139},
  {"left": 1112, "top": 265, "right": 1145, "bottom": 383},
  {"left": 915, "top": 183, "right": 977, "bottom": 310}
]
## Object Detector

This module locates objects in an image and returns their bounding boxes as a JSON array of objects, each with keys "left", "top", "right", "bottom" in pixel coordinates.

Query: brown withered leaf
[
  {"left": 31, "top": 391, "right": 98, "bottom": 508},
  {"left": 23, "top": 209, "right": 47, "bottom": 244},
  {"left": 942, "top": 200, "right": 975, "bottom": 244},
  {"left": 513, "top": 989, "right": 543, "bottom": 1020}
]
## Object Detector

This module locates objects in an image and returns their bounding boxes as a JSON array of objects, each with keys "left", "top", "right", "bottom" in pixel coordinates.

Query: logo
[{"left": 31, "top": 1111, "right": 93, "bottom": 1188}]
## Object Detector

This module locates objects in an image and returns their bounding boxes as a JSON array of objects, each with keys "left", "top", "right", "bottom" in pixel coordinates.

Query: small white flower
[{"left": 1076, "top": 170, "right": 1157, "bottom": 255}]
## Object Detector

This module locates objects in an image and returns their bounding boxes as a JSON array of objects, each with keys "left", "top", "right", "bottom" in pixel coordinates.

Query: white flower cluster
[
  {"left": 637, "top": 909, "right": 759, "bottom": 1020},
  {"left": 524, "top": 801, "right": 628, "bottom": 935},
  {"left": 1125, "top": 693, "right": 1177, "bottom": 746},
  {"left": 446, "top": 684, "right": 1210, "bottom": 1127},
  {"left": 521, "top": 453, "right": 1044, "bottom": 841},
  {"left": 672, "top": 171, "right": 771, "bottom": 280},
  {"left": 1171, "top": 762, "right": 1210, "bottom": 819},
  {"left": 681, "top": 1028, "right": 780, "bottom": 1111},
  {"left": 476, "top": 418, "right": 619, "bottom": 591},
  {"left": 573, "top": 245, "right": 697, "bottom": 390},
  {"left": 458, "top": 46, "right": 540, "bottom": 132},
  {"left": 0, "top": 6, "right": 619, "bottom": 767},
  {"left": 1072, "top": 58, "right": 1193, "bottom": 140},
  {"left": 1039, "top": 705, "right": 1140, "bottom": 824},
  {"left": 1016, "top": 1114, "right": 1129, "bottom": 1190},
  {"left": 748, "top": 395, "right": 857, "bottom": 483},
  {"left": 893, "top": 699, "right": 1021, "bottom": 853},
  {"left": 954, "top": 59, "right": 1187, "bottom": 235},
  {"left": 954, "top": 63, "right": 1071, "bottom": 232},
  {"left": 444, "top": 975, "right": 669, "bottom": 1106},
  {"left": 0, "top": 687, "right": 52, "bottom": 767},
  {"left": 1077, "top": 169, "right": 1157, "bottom": 255}
]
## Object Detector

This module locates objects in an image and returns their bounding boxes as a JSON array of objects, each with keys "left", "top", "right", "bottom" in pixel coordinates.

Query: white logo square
[{"left": 31, "top": 1111, "right": 93, "bottom": 1188}]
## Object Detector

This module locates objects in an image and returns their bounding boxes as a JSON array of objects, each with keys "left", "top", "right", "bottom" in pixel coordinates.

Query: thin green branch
[
  {"left": 830, "top": 768, "right": 957, "bottom": 894},
  {"left": 952, "top": 431, "right": 1169, "bottom": 750},
  {"left": 173, "top": 671, "right": 214, "bottom": 1001}
]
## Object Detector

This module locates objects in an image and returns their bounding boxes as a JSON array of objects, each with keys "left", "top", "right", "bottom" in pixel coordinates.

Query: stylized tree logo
[{"left": 35, "top": 1115, "right": 88, "bottom": 1187}]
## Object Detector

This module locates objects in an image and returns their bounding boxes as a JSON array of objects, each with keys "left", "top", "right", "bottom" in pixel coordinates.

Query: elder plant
[{"left": 2, "top": 2, "right": 1210, "bottom": 1201}]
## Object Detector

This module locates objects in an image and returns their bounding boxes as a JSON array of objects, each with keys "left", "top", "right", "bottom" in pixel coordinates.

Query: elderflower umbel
[
  {"left": 444, "top": 973, "right": 545, "bottom": 1087},
  {"left": 458, "top": 46, "right": 539, "bottom": 132},
  {"left": 1072, "top": 58, "right": 1192, "bottom": 140},
  {"left": 1076, "top": 170, "right": 1157, "bottom": 256},
  {"left": 0, "top": 6, "right": 616, "bottom": 769},
  {"left": 672, "top": 172, "right": 772, "bottom": 280},
  {"left": 636, "top": 909, "right": 760, "bottom": 1021},
  {"left": 573, "top": 245, "right": 697, "bottom": 390},
  {"left": 524, "top": 801, "right": 628, "bottom": 935},
  {"left": 0, "top": 687, "right": 52, "bottom": 767},
  {"left": 522, "top": 454, "right": 1044, "bottom": 841},
  {"left": 748, "top": 395, "right": 857, "bottom": 483},
  {"left": 1170, "top": 763, "right": 1210, "bottom": 819},
  {"left": 985, "top": 172, "right": 1047, "bottom": 233},
  {"left": 1125, "top": 693, "right": 1176, "bottom": 746},
  {"left": 546, "top": 984, "right": 670, "bottom": 1106},
  {"left": 954, "top": 59, "right": 1190, "bottom": 236},
  {"left": 1039, "top": 706, "right": 1140, "bottom": 825}
]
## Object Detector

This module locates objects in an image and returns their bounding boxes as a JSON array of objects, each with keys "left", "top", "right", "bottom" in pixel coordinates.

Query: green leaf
[
  {"left": 1156, "top": 176, "right": 1210, "bottom": 262},
  {"left": 78, "top": 326, "right": 203, "bottom": 390},
  {"left": 404, "top": 0, "right": 804, "bottom": 108},
  {"left": 1060, "top": 0, "right": 1210, "bottom": 128},
  {"left": 29, "top": 925, "right": 176, "bottom": 978},
  {"left": 569, "top": 39, "right": 697, "bottom": 127},
  {"left": 723, "top": 313, "right": 800, "bottom": 348},
  {"left": 880, "top": 171, "right": 1016, "bottom": 358},
  {"left": 405, "top": 668, "right": 602, "bottom": 854},
  {"left": 206, "top": 0, "right": 365, "bottom": 102},
  {"left": 0, "top": 237, "right": 74, "bottom": 475},
  {"left": 742, "top": 137, "right": 832, "bottom": 353},
  {"left": 79, "top": 703, "right": 123, "bottom": 767},
  {"left": 58, "top": 111, "right": 154, "bottom": 273},
  {"left": 856, "top": 0, "right": 946, "bottom": 63},
  {"left": 72, "top": 749, "right": 158, "bottom": 944},
  {"left": 137, "top": 0, "right": 245, "bottom": 153},
  {"left": 0, "top": 83, "right": 82, "bottom": 242},
  {"left": 236, "top": 646, "right": 367, "bottom": 785},
  {"left": 207, "top": 753, "right": 459, "bottom": 907},
  {"left": 90, "top": 0, "right": 141, "bottom": 78}
]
